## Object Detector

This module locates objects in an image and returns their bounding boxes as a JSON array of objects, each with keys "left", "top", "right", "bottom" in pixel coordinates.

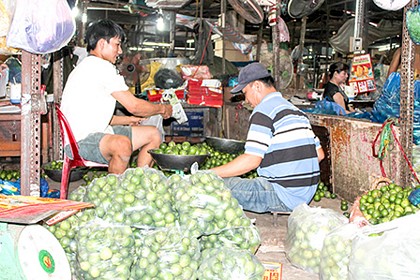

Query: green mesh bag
[{"left": 407, "top": 5, "right": 420, "bottom": 45}]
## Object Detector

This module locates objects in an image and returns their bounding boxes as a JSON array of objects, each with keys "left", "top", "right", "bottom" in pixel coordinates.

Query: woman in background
[{"left": 322, "top": 62, "right": 355, "bottom": 114}]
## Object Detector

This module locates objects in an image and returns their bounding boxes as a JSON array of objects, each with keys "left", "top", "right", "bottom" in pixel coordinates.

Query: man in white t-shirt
[{"left": 61, "top": 19, "right": 172, "bottom": 174}]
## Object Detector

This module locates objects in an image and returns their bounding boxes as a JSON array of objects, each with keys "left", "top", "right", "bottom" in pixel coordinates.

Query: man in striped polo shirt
[{"left": 211, "top": 63, "right": 325, "bottom": 213}]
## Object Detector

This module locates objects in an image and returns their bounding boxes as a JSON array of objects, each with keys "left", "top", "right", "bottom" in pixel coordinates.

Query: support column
[
  {"left": 399, "top": 1, "right": 416, "bottom": 186},
  {"left": 20, "top": 51, "right": 42, "bottom": 196}
]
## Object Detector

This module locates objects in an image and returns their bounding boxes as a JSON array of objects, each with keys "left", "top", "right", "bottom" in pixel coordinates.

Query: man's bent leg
[
  {"left": 131, "top": 125, "right": 162, "bottom": 167},
  {"left": 99, "top": 134, "right": 132, "bottom": 174},
  {"left": 224, "top": 177, "right": 291, "bottom": 213}
]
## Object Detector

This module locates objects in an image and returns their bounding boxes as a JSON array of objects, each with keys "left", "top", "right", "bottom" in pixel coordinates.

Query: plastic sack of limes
[
  {"left": 73, "top": 218, "right": 135, "bottom": 280},
  {"left": 73, "top": 168, "right": 178, "bottom": 229},
  {"left": 46, "top": 166, "right": 262, "bottom": 279},
  {"left": 319, "top": 223, "right": 360, "bottom": 280},
  {"left": 285, "top": 204, "right": 348, "bottom": 274},
  {"left": 130, "top": 225, "right": 200, "bottom": 279},
  {"left": 348, "top": 211, "right": 420, "bottom": 280},
  {"left": 413, "top": 144, "right": 420, "bottom": 177},
  {"left": 198, "top": 247, "right": 265, "bottom": 280},
  {"left": 170, "top": 170, "right": 257, "bottom": 238}
]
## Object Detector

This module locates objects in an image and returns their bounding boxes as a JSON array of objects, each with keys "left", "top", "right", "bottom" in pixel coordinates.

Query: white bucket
[{"left": 0, "top": 223, "right": 71, "bottom": 280}]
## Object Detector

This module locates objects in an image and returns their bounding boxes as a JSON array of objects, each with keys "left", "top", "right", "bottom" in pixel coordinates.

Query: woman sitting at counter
[{"left": 322, "top": 62, "right": 355, "bottom": 114}]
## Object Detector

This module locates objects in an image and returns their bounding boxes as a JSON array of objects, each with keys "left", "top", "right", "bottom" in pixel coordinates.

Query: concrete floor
[{"left": 56, "top": 177, "right": 346, "bottom": 280}]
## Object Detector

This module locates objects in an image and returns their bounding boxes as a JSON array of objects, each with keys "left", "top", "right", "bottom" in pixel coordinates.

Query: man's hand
[{"left": 160, "top": 104, "right": 173, "bottom": 119}]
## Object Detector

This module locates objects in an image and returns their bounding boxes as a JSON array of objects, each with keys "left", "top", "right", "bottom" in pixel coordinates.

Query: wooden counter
[
  {"left": 0, "top": 113, "right": 21, "bottom": 157},
  {"left": 0, "top": 112, "right": 50, "bottom": 162}
]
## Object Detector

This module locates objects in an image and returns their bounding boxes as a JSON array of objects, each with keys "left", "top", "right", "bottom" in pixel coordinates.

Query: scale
[{"left": 0, "top": 223, "right": 71, "bottom": 280}]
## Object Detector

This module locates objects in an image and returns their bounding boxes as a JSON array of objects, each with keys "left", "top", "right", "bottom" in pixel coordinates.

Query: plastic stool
[{"left": 55, "top": 104, "right": 108, "bottom": 199}]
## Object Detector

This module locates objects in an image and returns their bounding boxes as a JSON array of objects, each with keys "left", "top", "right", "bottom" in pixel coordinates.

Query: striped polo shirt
[{"left": 245, "top": 92, "right": 321, "bottom": 210}]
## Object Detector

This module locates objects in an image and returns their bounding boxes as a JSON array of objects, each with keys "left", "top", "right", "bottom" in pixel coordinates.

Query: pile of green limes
[
  {"left": 0, "top": 169, "right": 20, "bottom": 181},
  {"left": 313, "top": 182, "right": 337, "bottom": 202},
  {"left": 359, "top": 183, "right": 419, "bottom": 225},
  {"left": 154, "top": 141, "right": 209, "bottom": 156}
]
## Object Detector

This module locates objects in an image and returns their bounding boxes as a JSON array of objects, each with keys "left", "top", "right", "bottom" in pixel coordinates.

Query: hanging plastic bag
[
  {"left": 6, "top": 0, "right": 75, "bottom": 54},
  {"left": 406, "top": 5, "right": 420, "bottom": 45}
]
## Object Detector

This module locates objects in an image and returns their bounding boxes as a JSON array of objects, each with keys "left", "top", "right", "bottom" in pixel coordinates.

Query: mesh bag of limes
[{"left": 45, "top": 167, "right": 265, "bottom": 280}]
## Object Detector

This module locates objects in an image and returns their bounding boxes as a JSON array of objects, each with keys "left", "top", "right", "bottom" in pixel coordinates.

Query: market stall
[{"left": 1, "top": 0, "right": 420, "bottom": 279}]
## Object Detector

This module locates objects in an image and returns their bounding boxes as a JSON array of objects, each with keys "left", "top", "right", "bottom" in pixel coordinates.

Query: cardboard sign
[
  {"left": 349, "top": 54, "right": 376, "bottom": 94},
  {"left": 263, "top": 262, "right": 283, "bottom": 280}
]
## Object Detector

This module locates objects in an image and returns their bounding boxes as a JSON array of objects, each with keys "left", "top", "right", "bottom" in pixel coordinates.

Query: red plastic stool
[{"left": 55, "top": 104, "right": 108, "bottom": 199}]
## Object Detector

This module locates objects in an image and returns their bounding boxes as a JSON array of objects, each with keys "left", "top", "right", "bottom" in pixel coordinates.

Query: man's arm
[
  {"left": 317, "top": 146, "right": 325, "bottom": 163},
  {"left": 211, "top": 153, "right": 262, "bottom": 178},
  {"left": 110, "top": 115, "right": 144, "bottom": 126},
  {"left": 112, "top": 90, "right": 172, "bottom": 119}
]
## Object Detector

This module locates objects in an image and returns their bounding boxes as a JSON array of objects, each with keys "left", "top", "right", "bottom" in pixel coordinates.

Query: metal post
[
  {"left": 169, "top": 11, "right": 176, "bottom": 54},
  {"left": 399, "top": 1, "right": 416, "bottom": 186},
  {"left": 52, "top": 52, "right": 64, "bottom": 160},
  {"left": 353, "top": 0, "right": 365, "bottom": 52},
  {"left": 255, "top": 21, "right": 263, "bottom": 62},
  {"left": 221, "top": 0, "right": 226, "bottom": 74},
  {"left": 20, "top": 51, "right": 42, "bottom": 196},
  {"left": 296, "top": 16, "right": 307, "bottom": 89},
  {"left": 272, "top": 1, "right": 280, "bottom": 90}
]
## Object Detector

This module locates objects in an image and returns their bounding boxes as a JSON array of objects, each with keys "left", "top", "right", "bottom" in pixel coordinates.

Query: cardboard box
[{"left": 262, "top": 262, "right": 283, "bottom": 280}]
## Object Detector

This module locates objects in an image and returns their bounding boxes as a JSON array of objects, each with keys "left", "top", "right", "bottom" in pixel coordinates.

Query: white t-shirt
[{"left": 61, "top": 56, "right": 128, "bottom": 142}]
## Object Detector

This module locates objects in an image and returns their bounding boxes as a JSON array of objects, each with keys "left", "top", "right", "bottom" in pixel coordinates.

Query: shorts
[{"left": 64, "top": 126, "right": 132, "bottom": 164}]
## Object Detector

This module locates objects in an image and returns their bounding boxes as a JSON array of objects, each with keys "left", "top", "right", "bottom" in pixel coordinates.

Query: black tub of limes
[
  {"left": 148, "top": 141, "right": 209, "bottom": 172},
  {"left": 43, "top": 160, "right": 85, "bottom": 182}
]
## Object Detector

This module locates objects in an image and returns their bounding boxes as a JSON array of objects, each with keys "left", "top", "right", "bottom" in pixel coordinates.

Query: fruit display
[
  {"left": 130, "top": 226, "right": 200, "bottom": 280},
  {"left": 145, "top": 140, "right": 258, "bottom": 178},
  {"left": 358, "top": 183, "right": 419, "bottom": 225},
  {"left": 154, "top": 141, "right": 209, "bottom": 156},
  {"left": 171, "top": 171, "right": 255, "bottom": 238},
  {"left": 285, "top": 204, "right": 347, "bottom": 273},
  {"left": 43, "top": 160, "right": 85, "bottom": 182},
  {"left": 0, "top": 169, "right": 20, "bottom": 181},
  {"left": 198, "top": 248, "right": 265, "bottom": 280},
  {"left": 46, "top": 166, "right": 262, "bottom": 279}
]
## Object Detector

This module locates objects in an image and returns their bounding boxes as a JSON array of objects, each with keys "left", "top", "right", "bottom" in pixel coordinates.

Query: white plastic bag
[
  {"left": 320, "top": 223, "right": 360, "bottom": 280},
  {"left": 140, "top": 114, "right": 165, "bottom": 139},
  {"left": 6, "top": 0, "right": 75, "bottom": 54},
  {"left": 285, "top": 204, "right": 348, "bottom": 274},
  {"left": 348, "top": 212, "right": 420, "bottom": 280}
]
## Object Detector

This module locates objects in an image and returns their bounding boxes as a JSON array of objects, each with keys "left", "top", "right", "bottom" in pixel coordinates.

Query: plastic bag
[
  {"left": 140, "top": 114, "right": 165, "bottom": 139},
  {"left": 78, "top": 168, "right": 177, "bottom": 229},
  {"left": 313, "top": 99, "right": 346, "bottom": 115},
  {"left": 348, "top": 212, "right": 420, "bottom": 280},
  {"left": 74, "top": 218, "right": 135, "bottom": 280},
  {"left": 285, "top": 204, "right": 348, "bottom": 273},
  {"left": 198, "top": 247, "right": 265, "bottom": 280},
  {"left": 170, "top": 171, "right": 252, "bottom": 238},
  {"left": 131, "top": 225, "right": 200, "bottom": 279},
  {"left": 154, "top": 68, "right": 183, "bottom": 89},
  {"left": 199, "top": 223, "right": 261, "bottom": 254},
  {"left": 406, "top": 5, "right": 420, "bottom": 45},
  {"left": 6, "top": 0, "right": 75, "bottom": 54},
  {"left": 320, "top": 223, "right": 360, "bottom": 280}
]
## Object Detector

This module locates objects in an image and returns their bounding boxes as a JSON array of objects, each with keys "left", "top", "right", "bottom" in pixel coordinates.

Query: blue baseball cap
[{"left": 231, "top": 63, "right": 271, "bottom": 94}]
